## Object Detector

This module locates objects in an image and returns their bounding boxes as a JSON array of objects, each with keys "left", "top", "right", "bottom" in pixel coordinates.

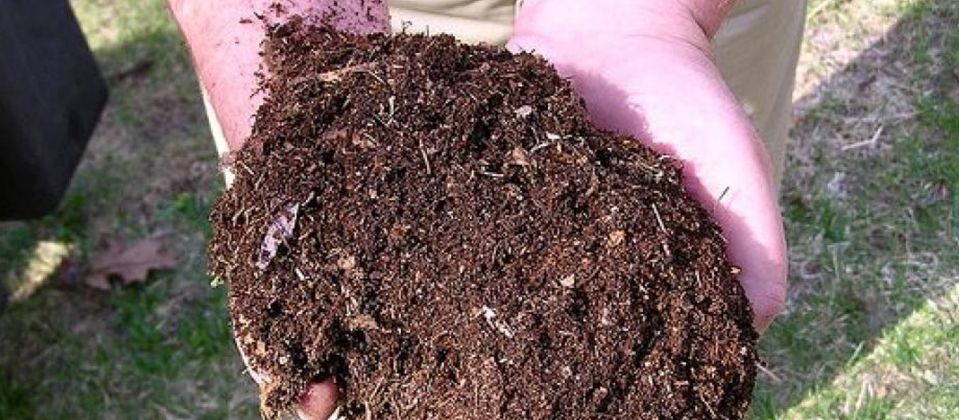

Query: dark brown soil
[{"left": 209, "top": 19, "right": 758, "bottom": 419}]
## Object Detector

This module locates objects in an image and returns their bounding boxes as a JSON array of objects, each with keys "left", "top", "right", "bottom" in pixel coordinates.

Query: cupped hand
[
  {"left": 178, "top": 0, "right": 787, "bottom": 417},
  {"left": 509, "top": 0, "right": 788, "bottom": 332}
]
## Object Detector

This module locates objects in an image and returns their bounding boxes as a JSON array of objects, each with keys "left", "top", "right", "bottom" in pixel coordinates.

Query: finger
[
  {"left": 739, "top": 270, "right": 787, "bottom": 334},
  {"left": 297, "top": 380, "right": 340, "bottom": 420},
  {"left": 747, "top": 284, "right": 787, "bottom": 334}
]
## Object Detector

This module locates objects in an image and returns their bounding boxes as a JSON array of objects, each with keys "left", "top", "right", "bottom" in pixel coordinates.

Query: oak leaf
[{"left": 85, "top": 233, "right": 177, "bottom": 290}]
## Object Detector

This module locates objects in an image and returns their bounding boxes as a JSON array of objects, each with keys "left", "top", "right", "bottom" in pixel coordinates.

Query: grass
[
  {"left": 753, "top": 0, "right": 959, "bottom": 417},
  {"left": 0, "top": 0, "right": 957, "bottom": 418}
]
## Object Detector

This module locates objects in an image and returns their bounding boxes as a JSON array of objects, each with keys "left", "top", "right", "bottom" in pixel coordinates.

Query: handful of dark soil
[{"left": 209, "top": 19, "right": 758, "bottom": 419}]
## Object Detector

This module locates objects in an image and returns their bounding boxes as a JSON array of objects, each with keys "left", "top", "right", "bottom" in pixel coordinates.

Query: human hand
[
  {"left": 177, "top": 0, "right": 786, "bottom": 417},
  {"left": 509, "top": 0, "right": 788, "bottom": 332},
  {"left": 167, "top": 1, "right": 388, "bottom": 418}
]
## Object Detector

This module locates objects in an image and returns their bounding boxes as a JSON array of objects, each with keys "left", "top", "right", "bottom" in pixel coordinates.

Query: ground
[{"left": 0, "top": 0, "right": 956, "bottom": 418}]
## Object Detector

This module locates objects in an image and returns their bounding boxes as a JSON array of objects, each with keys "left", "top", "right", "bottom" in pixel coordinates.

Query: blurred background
[{"left": 0, "top": 0, "right": 956, "bottom": 418}]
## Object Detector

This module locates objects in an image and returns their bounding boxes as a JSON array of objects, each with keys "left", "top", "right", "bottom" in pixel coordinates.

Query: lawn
[{"left": 0, "top": 0, "right": 957, "bottom": 418}]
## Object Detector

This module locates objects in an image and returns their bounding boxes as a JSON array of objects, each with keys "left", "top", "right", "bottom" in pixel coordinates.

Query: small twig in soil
[
  {"left": 700, "top": 393, "right": 718, "bottom": 418},
  {"left": 372, "top": 113, "right": 393, "bottom": 130},
  {"left": 479, "top": 171, "right": 505, "bottom": 178},
  {"left": 313, "top": 62, "right": 376, "bottom": 83},
  {"left": 361, "top": 69, "right": 389, "bottom": 87},
  {"left": 361, "top": 132, "right": 380, "bottom": 147},
  {"left": 419, "top": 139, "right": 432, "bottom": 175},
  {"left": 651, "top": 204, "right": 667, "bottom": 234},
  {"left": 238, "top": 161, "right": 255, "bottom": 176},
  {"left": 387, "top": 96, "right": 397, "bottom": 125},
  {"left": 530, "top": 141, "right": 553, "bottom": 154}
]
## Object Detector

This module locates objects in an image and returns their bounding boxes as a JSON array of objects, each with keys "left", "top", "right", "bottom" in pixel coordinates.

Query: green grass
[
  {"left": 753, "top": 0, "right": 959, "bottom": 417},
  {"left": 0, "top": 366, "right": 33, "bottom": 419},
  {"left": 1, "top": 0, "right": 957, "bottom": 418}
]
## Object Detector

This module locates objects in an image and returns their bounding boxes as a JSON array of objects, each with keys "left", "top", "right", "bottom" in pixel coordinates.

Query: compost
[{"left": 209, "top": 19, "right": 758, "bottom": 419}]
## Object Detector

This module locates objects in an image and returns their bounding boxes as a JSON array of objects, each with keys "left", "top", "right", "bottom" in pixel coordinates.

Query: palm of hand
[{"left": 507, "top": 33, "right": 788, "bottom": 333}]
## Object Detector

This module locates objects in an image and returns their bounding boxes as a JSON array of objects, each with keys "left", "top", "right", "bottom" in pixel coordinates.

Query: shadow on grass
[{"left": 752, "top": 0, "right": 959, "bottom": 417}]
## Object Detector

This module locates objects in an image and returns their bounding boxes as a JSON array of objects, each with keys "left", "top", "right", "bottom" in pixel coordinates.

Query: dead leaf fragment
[
  {"left": 313, "top": 62, "right": 376, "bottom": 83},
  {"left": 510, "top": 147, "right": 531, "bottom": 166},
  {"left": 606, "top": 230, "right": 625, "bottom": 248},
  {"left": 559, "top": 274, "right": 576, "bottom": 288},
  {"left": 389, "top": 222, "right": 411, "bottom": 242},
  {"left": 86, "top": 233, "right": 177, "bottom": 290},
  {"left": 514, "top": 105, "right": 533, "bottom": 118},
  {"left": 257, "top": 203, "right": 300, "bottom": 270},
  {"left": 347, "top": 314, "right": 380, "bottom": 330},
  {"left": 337, "top": 254, "right": 356, "bottom": 271}
]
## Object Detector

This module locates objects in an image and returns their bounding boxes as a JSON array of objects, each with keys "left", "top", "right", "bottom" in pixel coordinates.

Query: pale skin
[{"left": 167, "top": 1, "right": 788, "bottom": 418}]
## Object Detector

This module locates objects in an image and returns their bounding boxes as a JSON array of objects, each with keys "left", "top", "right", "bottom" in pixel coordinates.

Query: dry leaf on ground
[{"left": 85, "top": 233, "right": 178, "bottom": 290}]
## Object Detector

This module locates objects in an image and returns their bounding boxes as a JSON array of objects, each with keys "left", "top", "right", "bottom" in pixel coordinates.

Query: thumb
[{"left": 296, "top": 380, "right": 340, "bottom": 420}]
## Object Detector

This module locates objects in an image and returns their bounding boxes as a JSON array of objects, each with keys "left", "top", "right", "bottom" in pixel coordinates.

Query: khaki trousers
[{"left": 210, "top": 0, "right": 806, "bottom": 187}]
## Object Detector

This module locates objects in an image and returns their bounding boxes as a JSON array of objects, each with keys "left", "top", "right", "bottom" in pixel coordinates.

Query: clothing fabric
[
  {"left": 713, "top": 0, "right": 806, "bottom": 186},
  {"left": 0, "top": 0, "right": 107, "bottom": 220}
]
